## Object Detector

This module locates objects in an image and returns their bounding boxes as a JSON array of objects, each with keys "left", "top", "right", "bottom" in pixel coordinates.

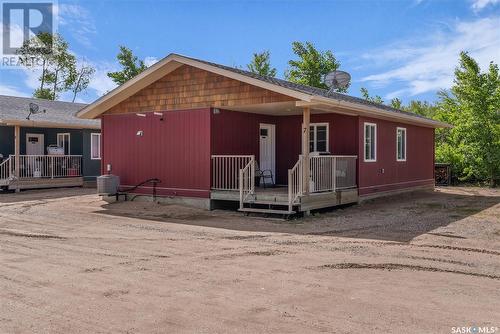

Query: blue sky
[{"left": 0, "top": 0, "right": 499, "bottom": 104}]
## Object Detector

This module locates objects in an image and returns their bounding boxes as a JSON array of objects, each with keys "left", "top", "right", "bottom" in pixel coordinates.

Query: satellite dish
[
  {"left": 324, "top": 70, "right": 351, "bottom": 94},
  {"left": 26, "top": 102, "right": 46, "bottom": 120}
]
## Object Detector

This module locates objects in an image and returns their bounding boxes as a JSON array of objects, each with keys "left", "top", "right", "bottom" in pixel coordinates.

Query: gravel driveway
[{"left": 0, "top": 187, "right": 499, "bottom": 333}]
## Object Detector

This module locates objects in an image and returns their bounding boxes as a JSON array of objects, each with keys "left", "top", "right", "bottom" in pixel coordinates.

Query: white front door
[
  {"left": 26, "top": 133, "right": 44, "bottom": 155},
  {"left": 259, "top": 123, "right": 276, "bottom": 184}
]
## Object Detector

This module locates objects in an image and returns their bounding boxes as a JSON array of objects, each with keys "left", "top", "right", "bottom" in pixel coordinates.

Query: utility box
[{"left": 97, "top": 174, "right": 120, "bottom": 195}]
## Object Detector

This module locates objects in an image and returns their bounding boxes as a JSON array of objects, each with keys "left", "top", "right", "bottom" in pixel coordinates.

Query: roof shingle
[{"left": 0, "top": 95, "right": 99, "bottom": 128}]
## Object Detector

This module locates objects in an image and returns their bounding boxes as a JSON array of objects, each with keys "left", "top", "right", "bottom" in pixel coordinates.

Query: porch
[
  {"left": 0, "top": 155, "right": 84, "bottom": 191},
  {"left": 210, "top": 154, "right": 358, "bottom": 215}
]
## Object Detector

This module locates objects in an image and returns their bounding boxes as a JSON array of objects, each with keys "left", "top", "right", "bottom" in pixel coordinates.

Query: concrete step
[{"left": 238, "top": 207, "right": 295, "bottom": 215}]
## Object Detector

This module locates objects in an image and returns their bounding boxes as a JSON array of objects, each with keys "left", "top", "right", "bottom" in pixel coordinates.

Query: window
[
  {"left": 397, "top": 127, "right": 406, "bottom": 161},
  {"left": 309, "top": 123, "right": 329, "bottom": 153},
  {"left": 91, "top": 133, "right": 101, "bottom": 160},
  {"left": 364, "top": 122, "right": 377, "bottom": 162},
  {"left": 57, "top": 133, "right": 71, "bottom": 155}
]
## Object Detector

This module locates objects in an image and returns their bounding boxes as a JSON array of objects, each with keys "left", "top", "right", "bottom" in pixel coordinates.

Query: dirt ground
[{"left": 0, "top": 187, "right": 499, "bottom": 334}]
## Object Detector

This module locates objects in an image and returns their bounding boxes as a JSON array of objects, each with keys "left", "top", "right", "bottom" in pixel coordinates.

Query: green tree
[
  {"left": 247, "top": 51, "right": 276, "bottom": 77},
  {"left": 286, "top": 41, "right": 345, "bottom": 91},
  {"left": 436, "top": 52, "right": 500, "bottom": 186},
  {"left": 17, "top": 32, "right": 77, "bottom": 100},
  {"left": 389, "top": 97, "right": 403, "bottom": 110},
  {"left": 360, "top": 87, "right": 384, "bottom": 104},
  {"left": 107, "top": 46, "right": 147, "bottom": 85},
  {"left": 404, "top": 100, "right": 437, "bottom": 118}
]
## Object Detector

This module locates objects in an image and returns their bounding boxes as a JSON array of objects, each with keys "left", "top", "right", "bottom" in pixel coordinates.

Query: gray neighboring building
[{"left": 0, "top": 95, "right": 101, "bottom": 190}]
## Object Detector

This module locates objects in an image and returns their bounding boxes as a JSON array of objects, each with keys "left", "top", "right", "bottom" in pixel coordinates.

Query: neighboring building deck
[{"left": 0, "top": 155, "right": 84, "bottom": 191}]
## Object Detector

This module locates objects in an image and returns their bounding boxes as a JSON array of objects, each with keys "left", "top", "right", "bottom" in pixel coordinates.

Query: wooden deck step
[
  {"left": 247, "top": 200, "right": 289, "bottom": 206},
  {"left": 238, "top": 207, "right": 295, "bottom": 215}
]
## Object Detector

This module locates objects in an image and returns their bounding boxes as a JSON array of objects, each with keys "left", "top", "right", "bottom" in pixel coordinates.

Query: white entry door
[
  {"left": 26, "top": 133, "right": 44, "bottom": 155},
  {"left": 259, "top": 123, "right": 276, "bottom": 184}
]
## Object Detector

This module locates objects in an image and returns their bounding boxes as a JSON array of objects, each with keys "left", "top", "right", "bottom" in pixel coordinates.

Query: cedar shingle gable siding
[{"left": 106, "top": 65, "right": 296, "bottom": 115}]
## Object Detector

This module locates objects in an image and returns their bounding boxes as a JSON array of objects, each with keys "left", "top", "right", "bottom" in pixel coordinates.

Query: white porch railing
[
  {"left": 288, "top": 155, "right": 303, "bottom": 212},
  {"left": 239, "top": 157, "right": 255, "bottom": 209},
  {"left": 9, "top": 155, "right": 82, "bottom": 179},
  {"left": 211, "top": 155, "right": 254, "bottom": 190},
  {"left": 309, "top": 155, "right": 357, "bottom": 192}
]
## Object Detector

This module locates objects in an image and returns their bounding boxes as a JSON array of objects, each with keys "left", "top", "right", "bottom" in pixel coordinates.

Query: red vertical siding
[
  {"left": 211, "top": 109, "right": 358, "bottom": 184},
  {"left": 210, "top": 109, "right": 275, "bottom": 157},
  {"left": 357, "top": 116, "right": 435, "bottom": 196},
  {"left": 102, "top": 108, "right": 211, "bottom": 198}
]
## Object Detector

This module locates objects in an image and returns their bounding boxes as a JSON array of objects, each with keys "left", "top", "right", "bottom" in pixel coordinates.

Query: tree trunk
[
  {"left": 40, "top": 59, "right": 46, "bottom": 91},
  {"left": 72, "top": 70, "right": 83, "bottom": 102}
]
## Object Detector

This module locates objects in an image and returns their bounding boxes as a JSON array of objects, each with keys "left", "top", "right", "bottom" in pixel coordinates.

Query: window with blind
[
  {"left": 309, "top": 123, "right": 329, "bottom": 153},
  {"left": 364, "top": 123, "right": 377, "bottom": 162},
  {"left": 397, "top": 127, "right": 406, "bottom": 161},
  {"left": 91, "top": 133, "right": 101, "bottom": 160}
]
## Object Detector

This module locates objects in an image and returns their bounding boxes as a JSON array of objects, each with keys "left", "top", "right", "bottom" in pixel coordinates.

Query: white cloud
[
  {"left": 144, "top": 56, "right": 159, "bottom": 67},
  {"left": 87, "top": 61, "right": 118, "bottom": 97},
  {"left": 0, "top": 84, "right": 29, "bottom": 97},
  {"left": 55, "top": 4, "right": 96, "bottom": 48},
  {"left": 361, "top": 17, "right": 500, "bottom": 99},
  {"left": 471, "top": 0, "right": 500, "bottom": 12}
]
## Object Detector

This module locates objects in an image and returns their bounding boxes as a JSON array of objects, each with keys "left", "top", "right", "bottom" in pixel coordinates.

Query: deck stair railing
[
  {"left": 287, "top": 155, "right": 303, "bottom": 212},
  {"left": 8, "top": 155, "right": 82, "bottom": 179},
  {"left": 211, "top": 155, "right": 254, "bottom": 191},
  {"left": 238, "top": 157, "right": 255, "bottom": 209},
  {"left": 0, "top": 156, "right": 12, "bottom": 182}
]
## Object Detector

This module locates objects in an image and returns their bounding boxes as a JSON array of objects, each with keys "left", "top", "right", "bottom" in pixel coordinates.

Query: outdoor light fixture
[
  {"left": 106, "top": 164, "right": 112, "bottom": 173},
  {"left": 154, "top": 112, "right": 164, "bottom": 121},
  {"left": 213, "top": 108, "right": 220, "bottom": 114},
  {"left": 136, "top": 130, "right": 144, "bottom": 136},
  {"left": 136, "top": 113, "right": 146, "bottom": 117}
]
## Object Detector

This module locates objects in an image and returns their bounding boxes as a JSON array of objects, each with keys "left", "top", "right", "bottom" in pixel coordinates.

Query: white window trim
[
  {"left": 57, "top": 133, "right": 71, "bottom": 155},
  {"left": 364, "top": 122, "right": 377, "bottom": 162},
  {"left": 308, "top": 122, "right": 330, "bottom": 153},
  {"left": 396, "top": 127, "right": 407, "bottom": 162},
  {"left": 90, "top": 133, "right": 101, "bottom": 160}
]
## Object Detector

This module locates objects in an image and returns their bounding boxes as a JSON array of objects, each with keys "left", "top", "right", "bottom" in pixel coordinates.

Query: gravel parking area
[{"left": 0, "top": 187, "right": 499, "bottom": 333}]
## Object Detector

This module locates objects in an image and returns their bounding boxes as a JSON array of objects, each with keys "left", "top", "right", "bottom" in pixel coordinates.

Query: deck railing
[
  {"left": 309, "top": 155, "right": 357, "bottom": 192},
  {"left": 9, "top": 155, "right": 82, "bottom": 179},
  {"left": 334, "top": 156, "right": 357, "bottom": 189},
  {"left": 211, "top": 155, "right": 254, "bottom": 190}
]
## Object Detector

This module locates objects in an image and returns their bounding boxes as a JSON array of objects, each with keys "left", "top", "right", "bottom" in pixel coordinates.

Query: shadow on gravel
[
  {"left": 0, "top": 187, "right": 96, "bottom": 204},
  {"left": 94, "top": 188, "right": 499, "bottom": 243},
  {"left": 305, "top": 190, "right": 500, "bottom": 242}
]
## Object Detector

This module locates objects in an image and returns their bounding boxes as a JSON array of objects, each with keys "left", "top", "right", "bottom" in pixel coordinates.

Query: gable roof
[
  {"left": 77, "top": 53, "right": 450, "bottom": 128},
  {"left": 0, "top": 95, "right": 99, "bottom": 129}
]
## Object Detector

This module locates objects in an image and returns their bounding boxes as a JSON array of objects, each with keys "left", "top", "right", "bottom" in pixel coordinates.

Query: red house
[{"left": 77, "top": 54, "right": 450, "bottom": 215}]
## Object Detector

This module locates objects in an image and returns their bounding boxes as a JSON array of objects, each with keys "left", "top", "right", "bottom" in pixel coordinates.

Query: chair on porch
[{"left": 255, "top": 161, "right": 274, "bottom": 188}]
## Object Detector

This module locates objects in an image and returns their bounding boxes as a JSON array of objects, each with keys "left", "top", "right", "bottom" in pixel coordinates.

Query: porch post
[
  {"left": 302, "top": 107, "right": 310, "bottom": 194},
  {"left": 14, "top": 125, "right": 20, "bottom": 192}
]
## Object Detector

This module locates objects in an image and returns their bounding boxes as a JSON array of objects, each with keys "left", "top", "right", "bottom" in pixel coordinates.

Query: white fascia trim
[{"left": 310, "top": 96, "right": 452, "bottom": 129}]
